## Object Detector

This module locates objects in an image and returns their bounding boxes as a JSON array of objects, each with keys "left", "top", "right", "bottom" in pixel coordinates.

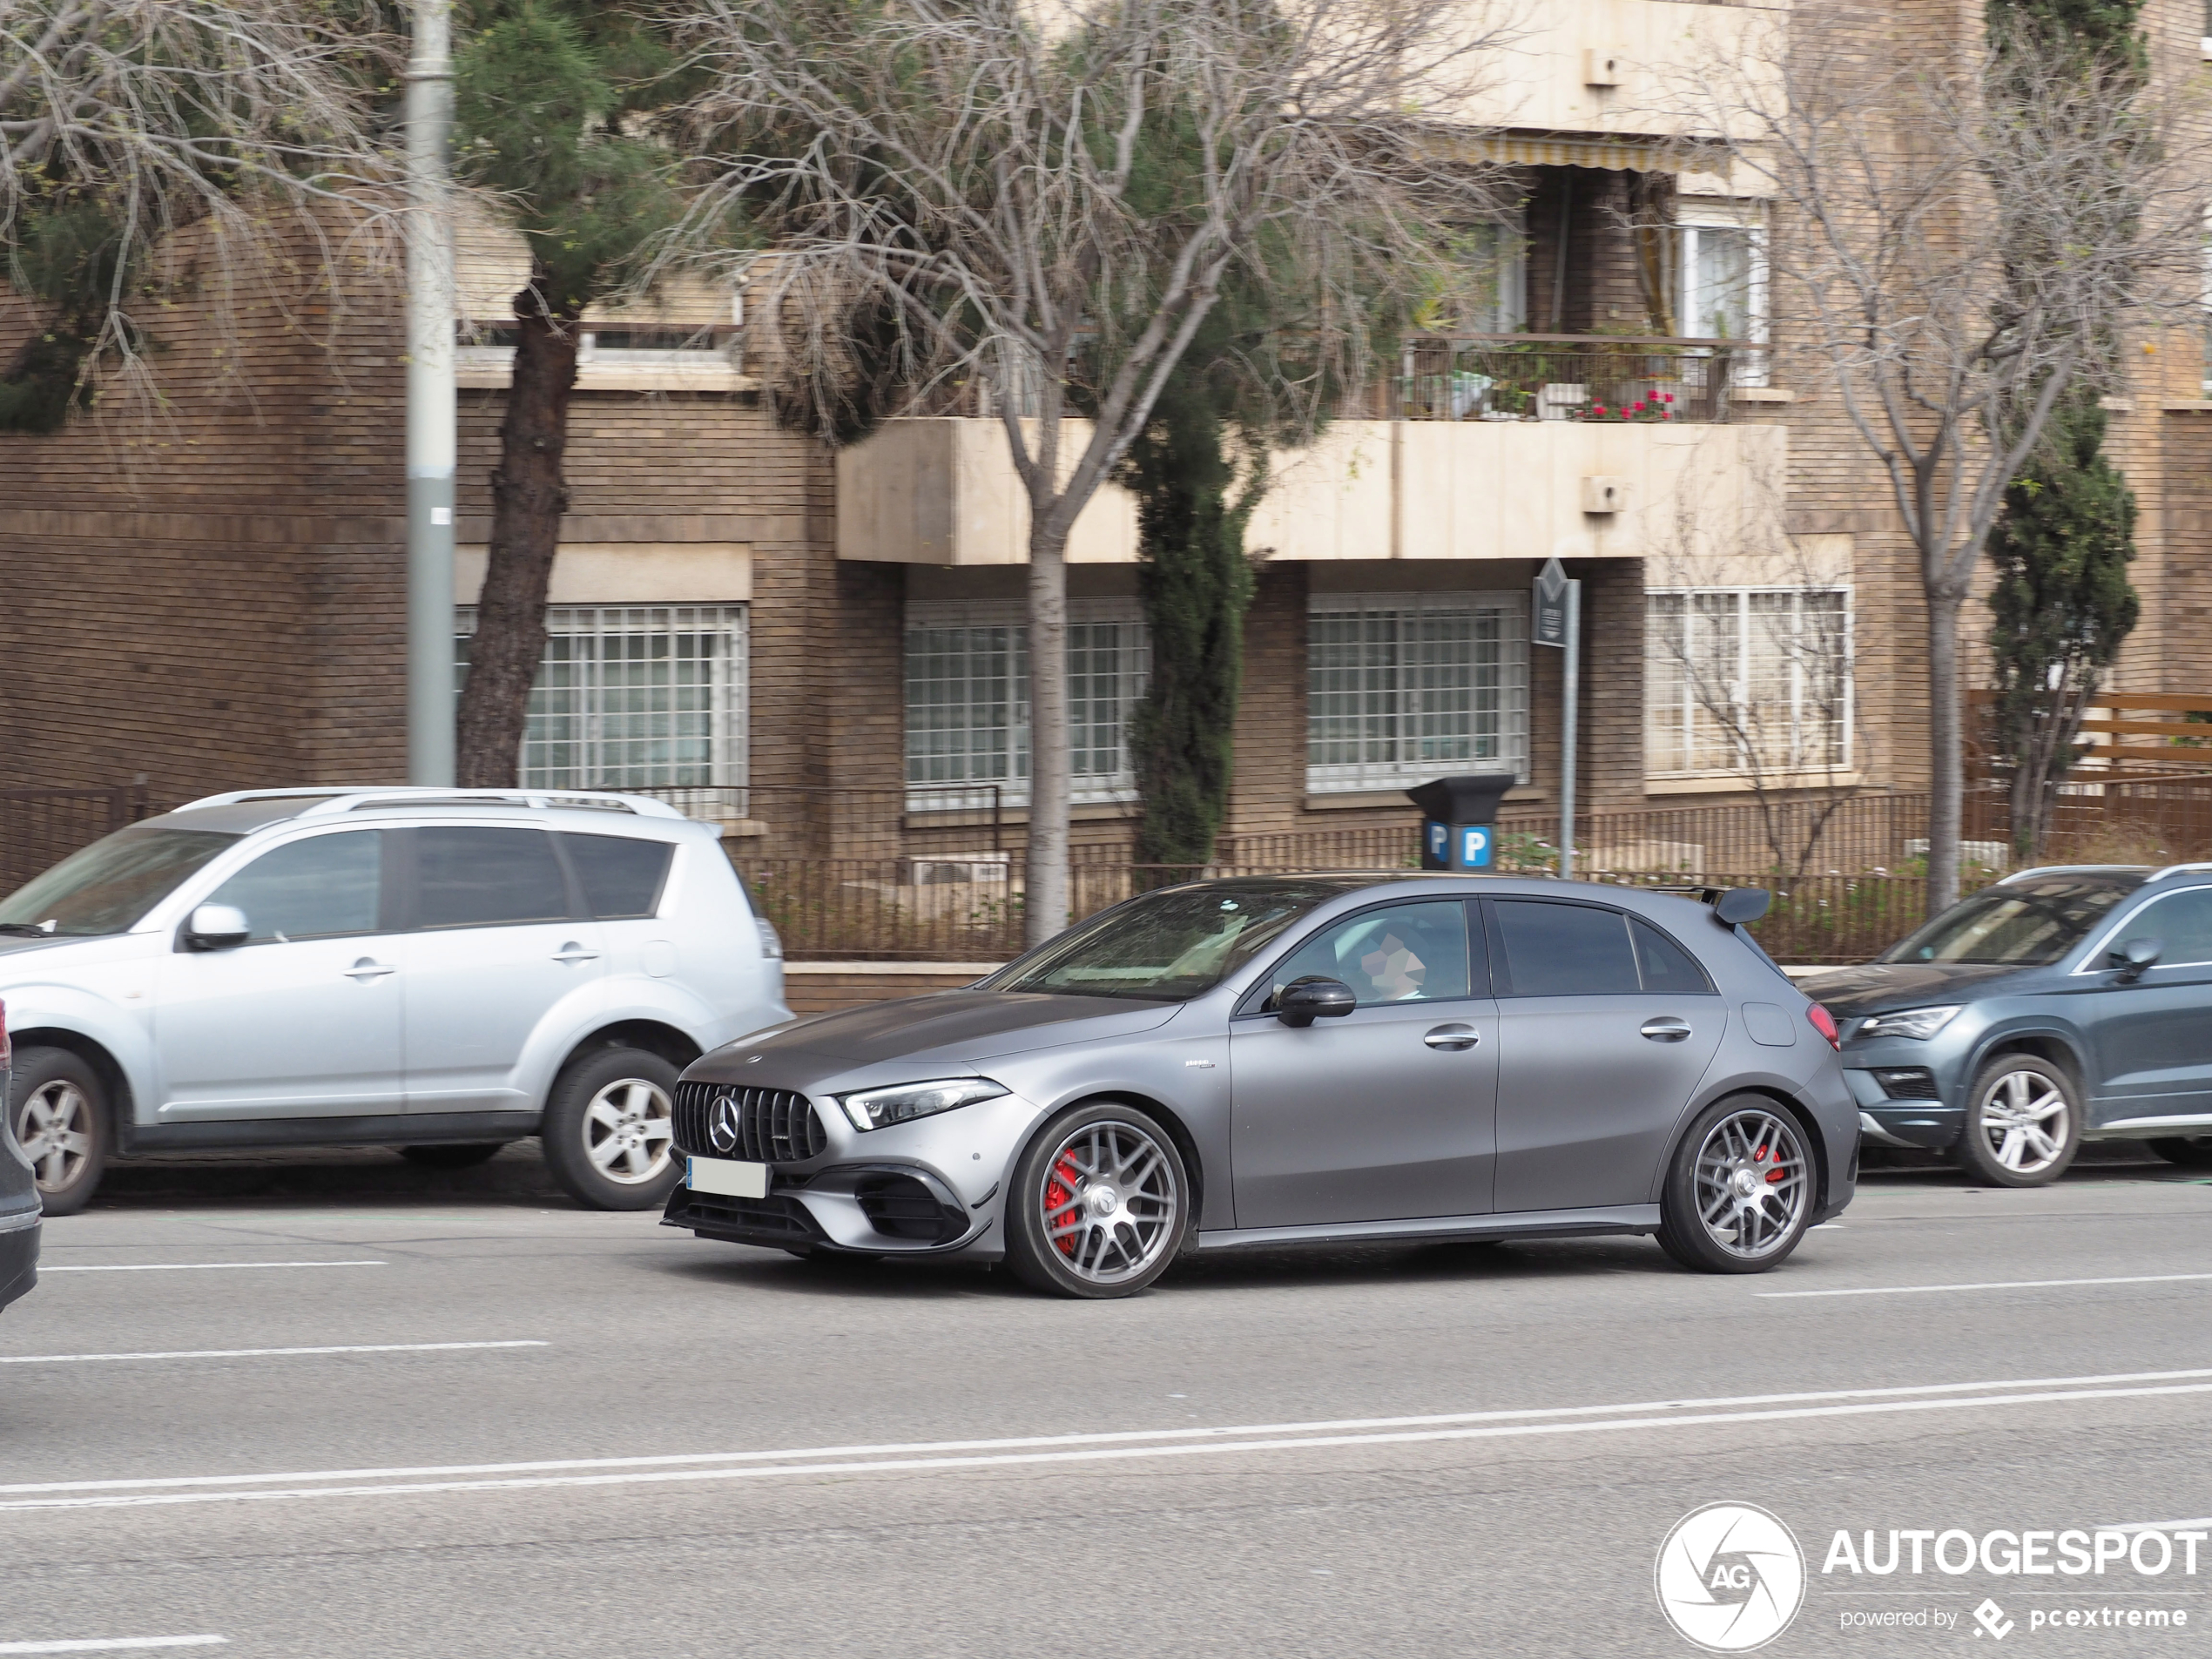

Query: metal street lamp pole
[{"left": 403, "top": 0, "right": 456, "bottom": 786}]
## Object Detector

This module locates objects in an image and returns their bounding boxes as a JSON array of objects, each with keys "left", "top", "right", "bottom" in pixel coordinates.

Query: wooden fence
[{"left": 0, "top": 785, "right": 151, "bottom": 894}]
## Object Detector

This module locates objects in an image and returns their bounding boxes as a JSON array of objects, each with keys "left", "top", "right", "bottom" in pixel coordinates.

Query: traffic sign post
[{"left": 1534, "top": 557, "right": 1580, "bottom": 880}]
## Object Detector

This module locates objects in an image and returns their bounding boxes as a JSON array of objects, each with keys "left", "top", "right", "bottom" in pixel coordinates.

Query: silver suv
[{"left": 0, "top": 788, "right": 790, "bottom": 1214}]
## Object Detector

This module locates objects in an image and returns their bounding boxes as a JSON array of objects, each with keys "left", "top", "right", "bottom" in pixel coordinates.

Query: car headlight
[
  {"left": 1856, "top": 1005, "right": 1962, "bottom": 1041},
  {"left": 838, "top": 1077, "right": 1008, "bottom": 1131}
]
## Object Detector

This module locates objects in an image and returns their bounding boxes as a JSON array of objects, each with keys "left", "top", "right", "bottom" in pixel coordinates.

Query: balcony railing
[{"left": 1381, "top": 335, "right": 1769, "bottom": 425}]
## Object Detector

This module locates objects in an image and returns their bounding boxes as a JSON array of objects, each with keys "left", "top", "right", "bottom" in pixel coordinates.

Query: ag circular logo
[{"left": 1655, "top": 1502, "right": 1805, "bottom": 1652}]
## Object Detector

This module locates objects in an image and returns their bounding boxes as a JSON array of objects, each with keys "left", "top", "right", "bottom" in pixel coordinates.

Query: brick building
[{"left": 3, "top": 0, "right": 2207, "bottom": 870}]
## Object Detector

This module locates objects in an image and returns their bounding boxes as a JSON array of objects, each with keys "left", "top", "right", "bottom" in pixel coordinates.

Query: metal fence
[
  {"left": 0, "top": 785, "right": 152, "bottom": 894},
  {"left": 737, "top": 851, "right": 1950, "bottom": 967}
]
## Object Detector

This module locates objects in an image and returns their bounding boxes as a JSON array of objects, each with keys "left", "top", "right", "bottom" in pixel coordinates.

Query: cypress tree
[
  {"left": 1122, "top": 354, "right": 1257, "bottom": 868},
  {"left": 1983, "top": 0, "right": 2145, "bottom": 858},
  {"left": 1986, "top": 395, "right": 2140, "bottom": 854}
]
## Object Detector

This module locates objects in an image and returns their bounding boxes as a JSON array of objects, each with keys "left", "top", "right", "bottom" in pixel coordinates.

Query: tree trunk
[
  {"left": 455, "top": 273, "right": 583, "bottom": 788},
  {"left": 1025, "top": 520, "right": 1072, "bottom": 948},
  {"left": 1925, "top": 584, "right": 1966, "bottom": 913}
]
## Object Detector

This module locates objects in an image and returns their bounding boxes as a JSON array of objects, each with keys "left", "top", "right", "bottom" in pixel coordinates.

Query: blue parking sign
[
  {"left": 1459, "top": 826, "right": 1492, "bottom": 869},
  {"left": 1426, "top": 820, "right": 1448, "bottom": 862}
]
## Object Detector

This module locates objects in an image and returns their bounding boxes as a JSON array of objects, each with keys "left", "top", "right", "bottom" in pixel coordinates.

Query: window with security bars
[
  {"left": 453, "top": 604, "right": 748, "bottom": 790},
  {"left": 1645, "top": 589, "right": 1851, "bottom": 776},
  {"left": 904, "top": 601, "right": 1149, "bottom": 806},
  {"left": 1305, "top": 592, "right": 1528, "bottom": 793}
]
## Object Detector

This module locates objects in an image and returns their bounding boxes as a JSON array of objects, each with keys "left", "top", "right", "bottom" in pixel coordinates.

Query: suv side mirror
[
  {"left": 2109, "top": 936, "right": 2161, "bottom": 982},
  {"left": 1276, "top": 975, "right": 1358, "bottom": 1028},
  {"left": 185, "top": 903, "right": 251, "bottom": 951}
]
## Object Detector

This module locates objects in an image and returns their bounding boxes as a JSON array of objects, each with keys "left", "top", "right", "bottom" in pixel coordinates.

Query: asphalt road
[{"left": 1, "top": 1146, "right": 2208, "bottom": 1658}]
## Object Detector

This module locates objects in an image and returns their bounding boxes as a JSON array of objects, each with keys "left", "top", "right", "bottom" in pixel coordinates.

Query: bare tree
[
  {"left": 1645, "top": 437, "right": 1865, "bottom": 880},
  {"left": 658, "top": 0, "right": 1513, "bottom": 944},
  {"left": 1669, "top": 8, "right": 2206, "bottom": 910},
  {"left": 0, "top": 1, "right": 396, "bottom": 420}
]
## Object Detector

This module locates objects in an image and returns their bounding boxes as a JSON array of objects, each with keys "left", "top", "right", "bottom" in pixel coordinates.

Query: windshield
[
  {"left": 1882, "top": 876, "right": 2135, "bottom": 968},
  {"left": 986, "top": 881, "right": 1357, "bottom": 1001},
  {"left": 0, "top": 827, "right": 239, "bottom": 938}
]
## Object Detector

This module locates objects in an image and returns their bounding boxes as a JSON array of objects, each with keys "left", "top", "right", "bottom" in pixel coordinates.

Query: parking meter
[{"left": 1406, "top": 773, "right": 1517, "bottom": 872}]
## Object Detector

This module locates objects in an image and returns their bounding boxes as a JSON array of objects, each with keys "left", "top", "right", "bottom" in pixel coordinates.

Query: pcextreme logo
[{"left": 1656, "top": 1502, "right": 1809, "bottom": 1652}]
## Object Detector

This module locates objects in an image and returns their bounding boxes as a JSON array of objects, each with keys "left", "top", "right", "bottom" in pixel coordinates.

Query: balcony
[
  {"left": 835, "top": 335, "right": 1786, "bottom": 569},
  {"left": 1445, "top": 0, "right": 1787, "bottom": 151}
]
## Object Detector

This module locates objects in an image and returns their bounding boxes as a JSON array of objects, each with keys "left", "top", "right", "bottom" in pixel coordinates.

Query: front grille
[{"left": 674, "top": 1081, "right": 827, "bottom": 1162}]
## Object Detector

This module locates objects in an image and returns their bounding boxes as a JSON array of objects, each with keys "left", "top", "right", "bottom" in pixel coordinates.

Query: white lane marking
[
  {"left": 1758, "top": 1271, "right": 2212, "bottom": 1299},
  {"left": 41, "top": 1261, "right": 386, "bottom": 1273},
  {"left": 0, "top": 1341, "right": 545, "bottom": 1366},
  {"left": 0, "top": 1641, "right": 226, "bottom": 1654},
  {"left": 6, "top": 1365, "right": 2207, "bottom": 1499},
  {"left": 7, "top": 1375, "right": 2212, "bottom": 1514}
]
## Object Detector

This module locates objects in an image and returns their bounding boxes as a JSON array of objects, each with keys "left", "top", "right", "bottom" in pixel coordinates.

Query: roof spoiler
[{"left": 1649, "top": 885, "right": 1773, "bottom": 926}]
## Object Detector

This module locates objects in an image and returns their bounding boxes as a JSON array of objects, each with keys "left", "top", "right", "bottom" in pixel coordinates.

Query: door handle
[
  {"left": 551, "top": 944, "right": 601, "bottom": 964},
  {"left": 1641, "top": 1017, "right": 1692, "bottom": 1042},
  {"left": 343, "top": 958, "right": 396, "bottom": 981},
  {"left": 1423, "top": 1024, "right": 1481, "bottom": 1050}
]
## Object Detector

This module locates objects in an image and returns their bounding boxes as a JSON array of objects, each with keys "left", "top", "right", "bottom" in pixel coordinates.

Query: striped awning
[{"left": 1472, "top": 133, "right": 1669, "bottom": 171}]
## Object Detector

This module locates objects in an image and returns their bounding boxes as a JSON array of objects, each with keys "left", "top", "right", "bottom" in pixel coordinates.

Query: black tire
[
  {"left": 1656, "top": 1094, "right": 1817, "bottom": 1275},
  {"left": 2147, "top": 1135, "right": 2212, "bottom": 1169},
  {"left": 9, "top": 1046, "right": 108, "bottom": 1217},
  {"left": 539, "top": 1047, "right": 683, "bottom": 1211},
  {"left": 1952, "top": 1055, "right": 2081, "bottom": 1187},
  {"left": 1005, "top": 1101, "right": 1190, "bottom": 1299},
  {"left": 398, "top": 1143, "right": 506, "bottom": 1170}
]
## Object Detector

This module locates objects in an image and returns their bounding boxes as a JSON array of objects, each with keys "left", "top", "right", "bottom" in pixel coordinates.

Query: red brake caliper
[
  {"left": 1757, "top": 1142, "right": 1788, "bottom": 1183},
  {"left": 1046, "top": 1153, "right": 1084, "bottom": 1255}
]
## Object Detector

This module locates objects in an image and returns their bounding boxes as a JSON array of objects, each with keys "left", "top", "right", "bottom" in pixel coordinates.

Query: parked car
[
  {"left": 1803, "top": 862, "right": 2212, "bottom": 1186},
  {"left": 1, "top": 995, "right": 38, "bottom": 1315},
  {"left": 0, "top": 788, "right": 790, "bottom": 1215},
  {"left": 664, "top": 874, "right": 1857, "bottom": 1298}
]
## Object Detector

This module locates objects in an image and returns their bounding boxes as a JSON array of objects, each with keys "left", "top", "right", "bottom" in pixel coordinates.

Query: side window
[
  {"left": 1632, "top": 919, "right": 1716, "bottom": 994},
  {"left": 2121, "top": 887, "right": 2212, "bottom": 968},
  {"left": 412, "top": 827, "right": 573, "bottom": 929},
  {"left": 1491, "top": 900, "right": 1641, "bottom": 995},
  {"left": 202, "top": 832, "right": 383, "bottom": 943},
  {"left": 1266, "top": 901, "right": 1474, "bottom": 1007},
  {"left": 560, "top": 833, "right": 675, "bottom": 921}
]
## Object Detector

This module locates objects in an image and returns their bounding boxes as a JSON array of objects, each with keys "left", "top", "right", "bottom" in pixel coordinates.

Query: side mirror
[
  {"left": 2109, "top": 937, "right": 2161, "bottom": 981},
  {"left": 1276, "top": 975, "right": 1358, "bottom": 1028},
  {"left": 185, "top": 903, "right": 251, "bottom": 951},
  {"left": 1714, "top": 887, "right": 1771, "bottom": 926}
]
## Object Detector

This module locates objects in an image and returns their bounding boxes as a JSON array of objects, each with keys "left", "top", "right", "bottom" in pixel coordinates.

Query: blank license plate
[{"left": 687, "top": 1157, "right": 768, "bottom": 1199}]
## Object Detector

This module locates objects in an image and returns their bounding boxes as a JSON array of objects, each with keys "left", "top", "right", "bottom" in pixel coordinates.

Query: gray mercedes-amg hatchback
[{"left": 665, "top": 874, "right": 1858, "bottom": 1297}]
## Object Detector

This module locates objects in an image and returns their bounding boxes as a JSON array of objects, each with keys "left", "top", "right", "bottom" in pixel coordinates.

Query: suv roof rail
[
  {"left": 2146, "top": 860, "right": 2212, "bottom": 882},
  {"left": 171, "top": 786, "right": 688, "bottom": 820},
  {"left": 1996, "top": 863, "right": 2154, "bottom": 885}
]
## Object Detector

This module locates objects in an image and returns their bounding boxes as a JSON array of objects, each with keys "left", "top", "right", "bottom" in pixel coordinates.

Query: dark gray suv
[{"left": 1804, "top": 863, "right": 2212, "bottom": 1186}]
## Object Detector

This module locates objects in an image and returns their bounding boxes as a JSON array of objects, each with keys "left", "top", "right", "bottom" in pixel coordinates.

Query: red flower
[
  {"left": 1633, "top": 400, "right": 1647, "bottom": 412},
  {"left": 1662, "top": 392, "right": 1675, "bottom": 403},
  {"left": 1592, "top": 404, "right": 1607, "bottom": 416}
]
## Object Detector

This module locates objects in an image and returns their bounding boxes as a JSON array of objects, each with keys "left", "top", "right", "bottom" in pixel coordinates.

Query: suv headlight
[
  {"left": 1856, "top": 1005, "right": 1962, "bottom": 1041},
  {"left": 839, "top": 1077, "right": 1008, "bottom": 1131}
]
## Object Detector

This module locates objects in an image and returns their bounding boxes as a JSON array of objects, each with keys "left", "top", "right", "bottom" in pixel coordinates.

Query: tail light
[{"left": 1806, "top": 1001, "right": 1840, "bottom": 1050}]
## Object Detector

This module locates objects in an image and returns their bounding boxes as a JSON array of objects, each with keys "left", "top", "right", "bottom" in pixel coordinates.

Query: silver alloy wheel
[
  {"left": 1693, "top": 1107, "right": 1810, "bottom": 1260},
  {"left": 17, "top": 1079, "right": 94, "bottom": 1195},
  {"left": 582, "top": 1077, "right": 676, "bottom": 1184},
  {"left": 1974, "top": 1065, "right": 2069, "bottom": 1177},
  {"left": 1037, "top": 1118, "right": 1181, "bottom": 1287}
]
